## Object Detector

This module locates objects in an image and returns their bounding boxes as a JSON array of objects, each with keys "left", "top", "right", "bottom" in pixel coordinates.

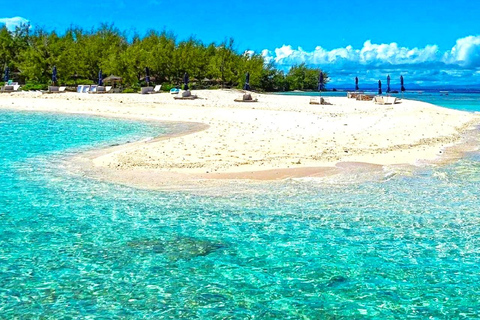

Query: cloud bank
[
  {"left": 0, "top": 16, "right": 29, "bottom": 31},
  {"left": 262, "top": 36, "right": 480, "bottom": 86}
]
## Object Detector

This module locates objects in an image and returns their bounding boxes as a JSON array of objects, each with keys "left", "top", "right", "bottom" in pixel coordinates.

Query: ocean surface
[{"left": 1, "top": 94, "right": 480, "bottom": 318}]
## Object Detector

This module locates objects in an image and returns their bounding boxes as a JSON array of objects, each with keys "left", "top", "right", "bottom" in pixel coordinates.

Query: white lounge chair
[
  {"left": 89, "top": 85, "right": 98, "bottom": 93},
  {"left": 77, "top": 85, "right": 84, "bottom": 93},
  {"left": 151, "top": 84, "right": 162, "bottom": 93},
  {"left": 384, "top": 96, "right": 397, "bottom": 104},
  {"left": 82, "top": 85, "right": 90, "bottom": 93},
  {"left": 374, "top": 96, "right": 384, "bottom": 105}
]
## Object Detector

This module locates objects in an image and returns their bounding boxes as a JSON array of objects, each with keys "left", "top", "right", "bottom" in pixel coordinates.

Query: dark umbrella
[
  {"left": 318, "top": 72, "right": 324, "bottom": 92},
  {"left": 387, "top": 75, "right": 391, "bottom": 93},
  {"left": 4, "top": 66, "right": 9, "bottom": 83},
  {"left": 183, "top": 72, "right": 189, "bottom": 91},
  {"left": 243, "top": 72, "right": 250, "bottom": 91},
  {"left": 145, "top": 67, "right": 150, "bottom": 87},
  {"left": 98, "top": 70, "right": 103, "bottom": 86},
  {"left": 52, "top": 66, "right": 57, "bottom": 85},
  {"left": 355, "top": 76, "right": 359, "bottom": 91},
  {"left": 400, "top": 75, "right": 405, "bottom": 92},
  {"left": 378, "top": 80, "right": 382, "bottom": 95}
]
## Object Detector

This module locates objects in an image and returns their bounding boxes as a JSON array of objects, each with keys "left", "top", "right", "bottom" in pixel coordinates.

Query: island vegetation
[{"left": 0, "top": 24, "right": 328, "bottom": 92}]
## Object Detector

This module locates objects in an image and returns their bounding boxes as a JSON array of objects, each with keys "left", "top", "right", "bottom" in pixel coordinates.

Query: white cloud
[
  {"left": 0, "top": 16, "right": 29, "bottom": 31},
  {"left": 443, "top": 35, "right": 480, "bottom": 67},
  {"left": 260, "top": 36, "right": 480, "bottom": 85},
  {"left": 262, "top": 41, "right": 441, "bottom": 68}
]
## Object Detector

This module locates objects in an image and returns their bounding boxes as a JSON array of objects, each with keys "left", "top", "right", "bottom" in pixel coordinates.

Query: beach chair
[
  {"left": 384, "top": 96, "right": 397, "bottom": 104},
  {"left": 48, "top": 86, "right": 59, "bottom": 93},
  {"left": 1, "top": 85, "right": 15, "bottom": 93},
  {"left": 151, "top": 84, "right": 162, "bottom": 93},
  {"left": 140, "top": 86, "right": 153, "bottom": 94},
  {"left": 47, "top": 86, "right": 66, "bottom": 93},
  {"left": 82, "top": 85, "right": 90, "bottom": 93},
  {"left": 77, "top": 85, "right": 83, "bottom": 93},
  {"left": 89, "top": 85, "right": 98, "bottom": 93},
  {"left": 105, "top": 86, "right": 112, "bottom": 93},
  {"left": 373, "top": 96, "right": 385, "bottom": 105}
]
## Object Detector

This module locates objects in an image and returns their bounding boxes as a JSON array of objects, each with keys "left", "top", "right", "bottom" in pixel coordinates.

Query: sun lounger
[
  {"left": 89, "top": 85, "right": 98, "bottom": 93},
  {"left": 46, "top": 86, "right": 66, "bottom": 93},
  {"left": 140, "top": 86, "right": 153, "bottom": 94},
  {"left": 82, "top": 85, "right": 90, "bottom": 93},
  {"left": 374, "top": 96, "right": 385, "bottom": 104},
  {"left": 150, "top": 84, "right": 162, "bottom": 93},
  {"left": 383, "top": 96, "right": 397, "bottom": 104},
  {"left": 1, "top": 85, "right": 15, "bottom": 93}
]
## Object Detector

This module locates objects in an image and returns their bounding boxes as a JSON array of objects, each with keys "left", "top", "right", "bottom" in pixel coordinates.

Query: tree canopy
[{"left": 0, "top": 23, "right": 329, "bottom": 92}]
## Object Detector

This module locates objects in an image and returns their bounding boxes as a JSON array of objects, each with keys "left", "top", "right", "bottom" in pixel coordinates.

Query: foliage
[
  {"left": 0, "top": 24, "right": 329, "bottom": 92},
  {"left": 20, "top": 81, "right": 48, "bottom": 91},
  {"left": 285, "top": 63, "right": 328, "bottom": 91}
]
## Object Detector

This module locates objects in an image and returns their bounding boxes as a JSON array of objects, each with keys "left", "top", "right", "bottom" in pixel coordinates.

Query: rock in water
[{"left": 127, "top": 236, "right": 226, "bottom": 261}]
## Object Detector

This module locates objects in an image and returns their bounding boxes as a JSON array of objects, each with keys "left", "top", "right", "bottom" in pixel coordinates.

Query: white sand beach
[{"left": 1, "top": 90, "right": 479, "bottom": 187}]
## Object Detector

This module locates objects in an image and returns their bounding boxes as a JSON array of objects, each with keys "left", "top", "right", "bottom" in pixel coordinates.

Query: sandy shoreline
[{"left": 1, "top": 89, "right": 480, "bottom": 188}]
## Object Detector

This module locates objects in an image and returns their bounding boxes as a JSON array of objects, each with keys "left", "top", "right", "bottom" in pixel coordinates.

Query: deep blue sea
[{"left": 1, "top": 94, "right": 480, "bottom": 318}]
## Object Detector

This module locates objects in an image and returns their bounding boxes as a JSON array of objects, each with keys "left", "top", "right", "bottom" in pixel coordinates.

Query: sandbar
[{"left": 1, "top": 90, "right": 479, "bottom": 188}]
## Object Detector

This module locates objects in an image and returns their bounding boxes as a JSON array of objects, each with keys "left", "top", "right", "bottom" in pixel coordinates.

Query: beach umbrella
[
  {"left": 378, "top": 80, "right": 382, "bottom": 95},
  {"left": 3, "top": 66, "right": 9, "bottom": 83},
  {"left": 387, "top": 75, "right": 391, "bottom": 93},
  {"left": 355, "top": 76, "right": 359, "bottom": 91},
  {"left": 243, "top": 72, "right": 250, "bottom": 91},
  {"left": 52, "top": 66, "right": 57, "bottom": 85},
  {"left": 400, "top": 75, "right": 405, "bottom": 92},
  {"left": 183, "top": 72, "right": 189, "bottom": 91},
  {"left": 98, "top": 69, "right": 103, "bottom": 86},
  {"left": 145, "top": 67, "right": 150, "bottom": 86},
  {"left": 318, "top": 72, "right": 324, "bottom": 92}
]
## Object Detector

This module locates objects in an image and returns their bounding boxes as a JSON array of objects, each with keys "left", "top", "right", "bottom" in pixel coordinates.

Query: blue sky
[{"left": 2, "top": 0, "right": 480, "bottom": 87}]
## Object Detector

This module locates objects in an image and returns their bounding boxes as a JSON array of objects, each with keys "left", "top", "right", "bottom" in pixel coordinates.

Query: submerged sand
[{"left": 1, "top": 90, "right": 479, "bottom": 188}]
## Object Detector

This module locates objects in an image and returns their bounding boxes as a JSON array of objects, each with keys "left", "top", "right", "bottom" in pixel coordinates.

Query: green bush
[
  {"left": 160, "top": 83, "right": 179, "bottom": 92},
  {"left": 20, "top": 82, "right": 48, "bottom": 91},
  {"left": 63, "top": 79, "right": 95, "bottom": 86},
  {"left": 122, "top": 88, "right": 136, "bottom": 93}
]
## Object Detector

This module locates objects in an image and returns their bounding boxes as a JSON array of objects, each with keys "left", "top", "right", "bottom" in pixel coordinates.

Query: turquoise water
[
  {"left": 281, "top": 91, "right": 480, "bottom": 112},
  {"left": 1, "top": 105, "right": 480, "bottom": 318}
]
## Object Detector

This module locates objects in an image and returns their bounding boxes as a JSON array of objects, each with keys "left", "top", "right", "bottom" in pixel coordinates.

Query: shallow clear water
[
  {"left": 1, "top": 107, "right": 480, "bottom": 318},
  {"left": 281, "top": 91, "right": 480, "bottom": 112}
]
